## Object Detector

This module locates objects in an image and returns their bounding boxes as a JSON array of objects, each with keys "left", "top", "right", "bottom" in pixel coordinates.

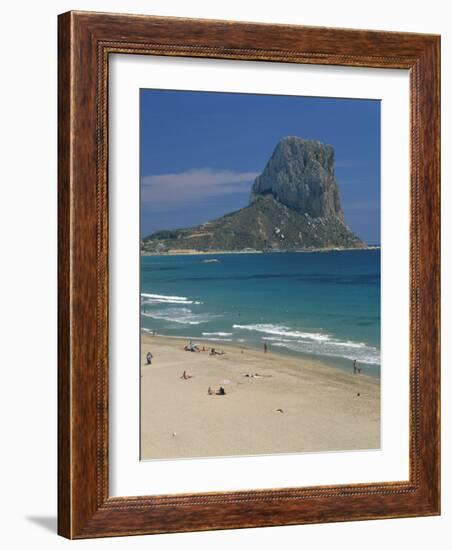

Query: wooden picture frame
[{"left": 58, "top": 11, "right": 440, "bottom": 538}]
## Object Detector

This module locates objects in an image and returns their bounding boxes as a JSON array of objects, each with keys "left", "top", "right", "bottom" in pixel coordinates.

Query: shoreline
[
  {"left": 141, "top": 246, "right": 380, "bottom": 256},
  {"left": 141, "top": 332, "right": 380, "bottom": 459},
  {"left": 142, "top": 329, "right": 381, "bottom": 378}
]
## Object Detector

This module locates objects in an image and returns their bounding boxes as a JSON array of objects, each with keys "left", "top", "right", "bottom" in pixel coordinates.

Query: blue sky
[{"left": 140, "top": 89, "right": 380, "bottom": 244}]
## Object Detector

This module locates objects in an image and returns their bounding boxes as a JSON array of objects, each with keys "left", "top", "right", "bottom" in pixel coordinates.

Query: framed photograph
[{"left": 58, "top": 11, "right": 440, "bottom": 538}]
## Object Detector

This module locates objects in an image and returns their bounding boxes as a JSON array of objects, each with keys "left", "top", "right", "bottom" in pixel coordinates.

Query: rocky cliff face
[
  {"left": 141, "top": 137, "right": 365, "bottom": 254},
  {"left": 250, "top": 137, "right": 344, "bottom": 221}
]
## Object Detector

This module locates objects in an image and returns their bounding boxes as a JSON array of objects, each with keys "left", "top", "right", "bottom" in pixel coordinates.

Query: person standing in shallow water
[
  {"left": 264, "top": 342, "right": 268, "bottom": 353},
  {"left": 353, "top": 359, "right": 357, "bottom": 374}
]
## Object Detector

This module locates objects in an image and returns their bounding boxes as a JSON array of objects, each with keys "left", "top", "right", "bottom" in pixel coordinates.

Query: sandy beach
[{"left": 141, "top": 332, "right": 380, "bottom": 459}]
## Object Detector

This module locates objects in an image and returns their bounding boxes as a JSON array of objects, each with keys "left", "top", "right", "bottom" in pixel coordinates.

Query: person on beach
[
  {"left": 264, "top": 342, "right": 268, "bottom": 353},
  {"left": 353, "top": 360, "right": 363, "bottom": 374},
  {"left": 146, "top": 352, "right": 153, "bottom": 365},
  {"left": 216, "top": 386, "right": 226, "bottom": 395},
  {"left": 209, "top": 348, "right": 225, "bottom": 356},
  {"left": 207, "top": 386, "right": 214, "bottom": 395},
  {"left": 180, "top": 370, "right": 193, "bottom": 380},
  {"left": 185, "top": 342, "right": 199, "bottom": 352}
]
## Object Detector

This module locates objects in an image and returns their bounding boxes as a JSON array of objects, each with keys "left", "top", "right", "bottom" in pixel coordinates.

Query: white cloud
[{"left": 141, "top": 168, "right": 259, "bottom": 205}]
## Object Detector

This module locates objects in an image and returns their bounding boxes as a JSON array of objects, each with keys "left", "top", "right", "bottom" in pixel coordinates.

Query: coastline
[
  {"left": 142, "top": 330, "right": 380, "bottom": 378},
  {"left": 141, "top": 332, "right": 380, "bottom": 460},
  {"left": 141, "top": 246, "right": 380, "bottom": 256}
]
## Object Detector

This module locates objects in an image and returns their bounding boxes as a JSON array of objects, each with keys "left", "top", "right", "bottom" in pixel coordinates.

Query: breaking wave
[
  {"left": 142, "top": 307, "right": 219, "bottom": 325},
  {"left": 233, "top": 323, "right": 380, "bottom": 365},
  {"left": 141, "top": 293, "right": 202, "bottom": 305},
  {"left": 233, "top": 323, "right": 329, "bottom": 341},
  {"left": 202, "top": 332, "right": 233, "bottom": 337}
]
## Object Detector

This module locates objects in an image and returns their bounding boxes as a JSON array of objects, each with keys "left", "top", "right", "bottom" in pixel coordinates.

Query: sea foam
[
  {"left": 142, "top": 307, "right": 218, "bottom": 325},
  {"left": 233, "top": 323, "right": 329, "bottom": 341},
  {"left": 233, "top": 323, "right": 380, "bottom": 365},
  {"left": 141, "top": 293, "right": 202, "bottom": 305}
]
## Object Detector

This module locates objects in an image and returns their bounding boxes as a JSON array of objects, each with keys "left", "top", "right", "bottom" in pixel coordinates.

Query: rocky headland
[{"left": 141, "top": 136, "right": 366, "bottom": 254}]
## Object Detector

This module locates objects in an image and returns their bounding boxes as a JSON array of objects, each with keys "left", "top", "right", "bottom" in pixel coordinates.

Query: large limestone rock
[
  {"left": 250, "top": 136, "right": 344, "bottom": 221},
  {"left": 142, "top": 137, "right": 365, "bottom": 253}
]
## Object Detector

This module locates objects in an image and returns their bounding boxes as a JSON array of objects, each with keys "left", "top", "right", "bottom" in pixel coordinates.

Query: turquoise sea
[{"left": 140, "top": 250, "right": 381, "bottom": 377}]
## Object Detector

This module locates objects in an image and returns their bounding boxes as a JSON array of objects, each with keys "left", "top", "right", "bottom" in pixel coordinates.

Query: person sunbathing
[
  {"left": 209, "top": 348, "right": 226, "bottom": 356},
  {"left": 180, "top": 370, "right": 193, "bottom": 380}
]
